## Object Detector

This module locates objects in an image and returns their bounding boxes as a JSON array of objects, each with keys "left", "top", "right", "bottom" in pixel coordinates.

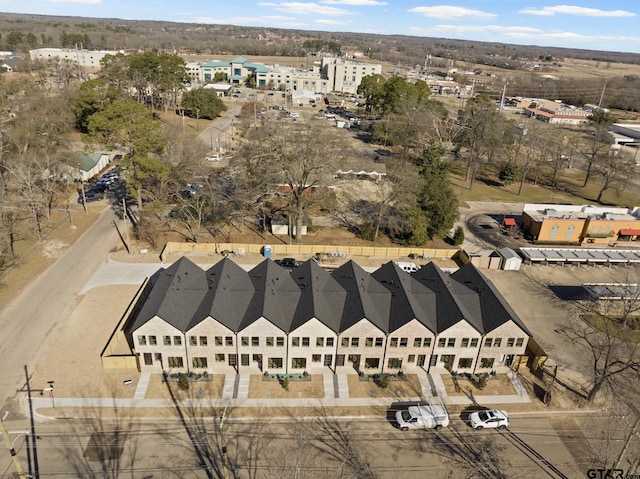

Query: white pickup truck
[{"left": 395, "top": 404, "right": 449, "bottom": 431}]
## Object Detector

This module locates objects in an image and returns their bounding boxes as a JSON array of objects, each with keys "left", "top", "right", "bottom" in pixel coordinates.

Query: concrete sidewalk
[{"left": 30, "top": 370, "right": 530, "bottom": 416}]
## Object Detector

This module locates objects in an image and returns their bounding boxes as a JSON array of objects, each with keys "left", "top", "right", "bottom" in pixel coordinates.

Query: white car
[
  {"left": 468, "top": 409, "right": 509, "bottom": 430},
  {"left": 206, "top": 154, "right": 220, "bottom": 162}
]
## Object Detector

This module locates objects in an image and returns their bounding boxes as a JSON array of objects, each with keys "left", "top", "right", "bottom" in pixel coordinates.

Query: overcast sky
[{"left": 2, "top": 0, "right": 639, "bottom": 53}]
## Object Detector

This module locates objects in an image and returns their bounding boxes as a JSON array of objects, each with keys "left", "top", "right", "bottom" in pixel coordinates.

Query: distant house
[
  {"left": 200, "top": 56, "right": 269, "bottom": 86},
  {"left": 66, "top": 152, "right": 110, "bottom": 182}
]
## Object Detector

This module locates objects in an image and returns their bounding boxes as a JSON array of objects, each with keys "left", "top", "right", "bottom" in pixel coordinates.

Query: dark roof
[
  {"left": 290, "top": 260, "right": 347, "bottom": 332},
  {"left": 451, "top": 263, "right": 531, "bottom": 336},
  {"left": 128, "top": 257, "right": 530, "bottom": 339},
  {"left": 333, "top": 260, "right": 391, "bottom": 333},
  {"left": 241, "top": 259, "right": 302, "bottom": 331},
  {"left": 413, "top": 262, "right": 483, "bottom": 334},
  {"left": 372, "top": 262, "right": 437, "bottom": 333},
  {"left": 191, "top": 258, "right": 255, "bottom": 332},
  {"left": 129, "top": 257, "right": 208, "bottom": 332}
]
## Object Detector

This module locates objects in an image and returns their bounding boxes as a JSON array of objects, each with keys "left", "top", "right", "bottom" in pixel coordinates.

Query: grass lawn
[{"left": 584, "top": 314, "right": 640, "bottom": 343}]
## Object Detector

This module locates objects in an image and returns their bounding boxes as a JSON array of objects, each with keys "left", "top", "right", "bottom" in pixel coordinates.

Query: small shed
[
  {"left": 498, "top": 247, "right": 522, "bottom": 271},
  {"left": 503, "top": 217, "right": 517, "bottom": 233}
]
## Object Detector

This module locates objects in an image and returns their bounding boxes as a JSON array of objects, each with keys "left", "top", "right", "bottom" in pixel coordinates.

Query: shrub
[
  {"left": 453, "top": 226, "right": 465, "bottom": 245},
  {"left": 498, "top": 163, "right": 520, "bottom": 185},
  {"left": 177, "top": 374, "right": 190, "bottom": 391},
  {"left": 375, "top": 374, "right": 389, "bottom": 389},
  {"left": 474, "top": 374, "right": 488, "bottom": 390},
  {"left": 302, "top": 370, "right": 309, "bottom": 377},
  {"left": 280, "top": 377, "right": 289, "bottom": 391}
]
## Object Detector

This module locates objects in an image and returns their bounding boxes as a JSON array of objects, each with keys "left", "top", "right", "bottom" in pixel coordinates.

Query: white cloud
[
  {"left": 258, "top": 2, "right": 350, "bottom": 16},
  {"left": 416, "top": 24, "right": 540, "bottom": 34},
  {"left": 196, "top": 15, "right": 306, "bottom": 27},
  {"left": 313, "top": 18, "right": 350, "bottom": 25},
  {"left": 520, "top": 5, "right": 635, "bottom": 17},
  {"left": 409, "top": 5, "right": 496, "bottom": 20},
  {"left": 321, "top": 0, "right": 387, "bottom": 5}
]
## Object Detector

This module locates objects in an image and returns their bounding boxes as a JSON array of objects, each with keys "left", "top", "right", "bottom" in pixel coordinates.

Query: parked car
[
  {"left": 468, "top": 410, "right": 509, "bottom": 430},
  {"left": 276, "top": 257, "right": 298, "bottom": 268},
  {"left": 180, "top": 184, "right": 202, "bottom": 198},
  {"left": 205, "top": 154, "right": 220, "bottom": 162},
  {"left": 77, "top": 191, "right": 104, "bottom": 204}
]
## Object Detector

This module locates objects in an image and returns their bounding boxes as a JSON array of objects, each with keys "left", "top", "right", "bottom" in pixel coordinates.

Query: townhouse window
[
  {"left": 390, "top": 338, "right": 398, "bottom": 347},
  {"left": 276, "top": 337, "right": 285, "bottom": 347},
  {"left": 375, "top": 338, "right": 383, "bottom": 347},
  {"left": 317, "top": 337, "right": 324, "bottom": 347},
  {"left": 480, "top": 358, "right": 495, "bottom": 368},
  {"left": 312, "top": 354, "right": 321, "bottom": 363},
  {"left": 351, "top": 338, "right": 359, "bottom": 347},
  {"left": 215, "top": 336, "right": 223, "bottom": 346},
  {"left": 438, "top": 338, "right": 446, "bottom": 348},
  {"left": 423, "top": 338, "right": 432, "bottom": 348},
  {"left": 326, "top": 337, "right": 334, "bottom": 347},
  {"left": 215, "top": 354, "right": 225, "bottom": 362},
  {"left": 292, "top": 337, "right": 300, "bottom": 347},
  {"left": 189, "top": 336, "right": 197, "bottom": 346},
  {"left": 408, "top": 354, "right": 415, "bottom": 363},
  {"left": 400, "top": 338, "right": 408, "bottom": 347},
  {"left": 470, "top": 338, "right": 479, "bottom": 347},
  {"left": 192, "top": 357, "right": 208, "bottom": 368},
  {"left": 143, "top": 353, "right": 152, "bottom": 365},
  {"left": 266, "top": 337, "right": 274, "bottom": 347},
  {"left": 149, "top": 335, "right": 157, "bottom": 345},
  {"left": 291, "top": 358, "right": 306, "bottom": 369},
  {"left": 507, "top": 338, "right": 515, "bottom": 347},
  {"left": 341, "top": 337, "right": 349, "bottom": 347},
  {"left": 461, "top": 338, "right": 469, "bottom": 348},
  {"left": 163, "top": 336, "right": 171, "bottom": 346},
  {"left": 199, "top": 336, "right": 207, "bottom": 346},
  {"left": 241, "top": 354, "right": 249, "bottom": 366},
  {"left": 484, "top": 338, "right": 493, "bottom": 347},
  {"left": 174, "top": 336, "right": 182, "bottom": 346},
  {"left": 167, "top": 356, "right": 183, "bottom": 368},
  {"left": 493, "top": 338, "right": 502, "bottom": 348},
  {"left": 241, "top": 337, "right": 249, "bottom": 346},
  {"left": 302, "top": 337, "right": 310, "bottom": 347},
  {"left": 226, "top": 337, "right": 233, "bottom": 346},
  {"left": 268, "top": 357, "right": 283, "bottom": 368},
  {"left": 365, "top": 358, "right": 380, "bottom": 368},
  {"left": 414, "top": 338, "right": 421, "bottom": 347},
  {"left": 138, "top": 335, "right": 146, "bottom": 346},
  {"left": 458, "top": 358, "right": 473, "bottom": 369},
  {"left": 365, "top": 338, "right": 373, "bottom": 347},
  {"left": 387, "top": 358, "right": 403, "bottom": 369},
  {"left": 516, "top": 338, "right": 524, "bottom": 347},
  {"left": 252, "top": 337, "right": 259, "bottom": 347},
  {"left": 447, "top": 338, "right": 455, "bottom": 348}
]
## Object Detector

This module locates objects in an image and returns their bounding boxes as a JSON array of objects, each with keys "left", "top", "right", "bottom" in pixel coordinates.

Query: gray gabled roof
[
  {"left": 451, "top": 263, "right": 531, "bottom": 336},
  {"left": 190, "top": 258, "right": 255, "bottom": 332},
  {"left": 290, "top": 260, "right": 347, "bottom": 332},
  {"left": 412, "top": 262, "right": 484, "bottom": 334},
  {"left": 333, "top": 260, "right": 392, "bottom": 333},
  {"left": 241, "top": 259, "right": 302, "bottom": 332},
  {"left": 372, "top": 262, "right": 438, "bottom": 334},
  {"left": 129, "top": 257, "right": 208, "bottom": 332}
]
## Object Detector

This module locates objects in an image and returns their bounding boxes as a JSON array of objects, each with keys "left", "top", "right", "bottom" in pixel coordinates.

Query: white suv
[{"left": 468, "top": 409, "right": 509, "bottom": 430}]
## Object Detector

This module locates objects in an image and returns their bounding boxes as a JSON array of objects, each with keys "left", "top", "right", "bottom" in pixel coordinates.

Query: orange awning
[
  {"left": 503, "top": 218, "right": 517, "bottom": 226},
  {"left": 619, "top": 229, "right": 640, "bottom": 236}
]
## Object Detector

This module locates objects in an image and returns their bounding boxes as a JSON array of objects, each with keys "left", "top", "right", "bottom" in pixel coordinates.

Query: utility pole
[
  {"left": 0, "top": 419, "right": 26, "bottom": 479},
  {"left": 122, "top": 197, "right": 130, "bottom": 254},
  {"left": 598, "top": 81, "right": 607, "bottom": 108},
  {"left": 499, "top": 84, "right": 507, "bottom": 115}
]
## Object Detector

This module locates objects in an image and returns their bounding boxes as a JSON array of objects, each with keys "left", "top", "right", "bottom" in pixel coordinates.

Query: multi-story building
[
  {"left": 320, "top": 57, "right": 382, "bottom": 94},
  {"left": 200, "top": 56, "right": 269, "bottom": 86},
  {"left": 126, "top": 257, "right": 530, "bottom": 376},
  {"left": 29, "top": 47, "right": 118, "bottom": 74}
]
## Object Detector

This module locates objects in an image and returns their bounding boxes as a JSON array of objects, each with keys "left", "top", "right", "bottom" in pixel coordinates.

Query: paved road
[
  {"left": 1, "top": 414, "right": 590, "bottom": 479},
  {"left": 0, "top": 206, "right": 121, "bottom": 411}
]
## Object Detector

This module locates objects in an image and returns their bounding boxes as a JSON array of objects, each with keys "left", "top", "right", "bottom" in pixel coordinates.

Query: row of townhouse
[{"left": 126, "top": 257, "right": 531, "bottom": 376}]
